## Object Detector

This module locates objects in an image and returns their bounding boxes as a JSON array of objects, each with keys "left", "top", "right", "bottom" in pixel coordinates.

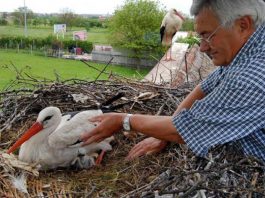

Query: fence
[
  {"left": 91, "top": 46, "right": 158, "bottom": 69},
  {"left": 0, "top": 45, "right": 65, "bottom": 58},
  {"left": 0, "top": 36, "right": 93, "bottom": 57}
]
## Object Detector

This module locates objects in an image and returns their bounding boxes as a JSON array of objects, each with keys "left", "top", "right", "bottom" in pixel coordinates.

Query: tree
[
  {"left": 31, "top": 17, "right": 41, "bottom": 26},
  {"left": 108, "top": 0, "right": 165, "bottom": 60},
  {"left": 12, "top": 7, "right": 34, "bottom": 26},
  {"left": 0, "top": 12, "right": 8, "bottom": 25},
  {"left": 58, "top": 8, "right": 77, "bottom": 30},
  {"left": 181, "top": 16, "right": 195, "bottom": 31}
]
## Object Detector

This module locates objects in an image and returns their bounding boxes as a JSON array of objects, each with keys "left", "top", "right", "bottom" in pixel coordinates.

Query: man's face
[{"left": 195, "top": 9, "right": 249, "bottom": 66}]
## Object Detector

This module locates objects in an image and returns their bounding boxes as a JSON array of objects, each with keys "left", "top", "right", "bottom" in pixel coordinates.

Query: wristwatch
[{"left": 123, "top": 114, "right": 132, "bottom": 131}]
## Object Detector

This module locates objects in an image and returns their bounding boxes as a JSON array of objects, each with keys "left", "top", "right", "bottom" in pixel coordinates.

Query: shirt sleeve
[{"left": 172, "top": 78, "right": 265, "bottom": 157}]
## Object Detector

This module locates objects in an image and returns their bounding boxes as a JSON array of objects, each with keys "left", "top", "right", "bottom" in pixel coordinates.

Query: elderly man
[{"left": 81, "top": 0, "right": 265, "bottom": 162}]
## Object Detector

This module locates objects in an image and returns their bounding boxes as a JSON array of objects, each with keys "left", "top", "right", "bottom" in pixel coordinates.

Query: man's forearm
[
  {"left": 129, "top": 114, "right": 185, "bottom": 144},
  {"left": 126, "top": 84, "right": 205, "bottom": 144}
]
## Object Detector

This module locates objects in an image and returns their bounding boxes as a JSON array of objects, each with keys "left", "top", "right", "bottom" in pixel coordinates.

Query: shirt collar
[{"left": 224, "top": 23, "right": 265, "bottom": 68}]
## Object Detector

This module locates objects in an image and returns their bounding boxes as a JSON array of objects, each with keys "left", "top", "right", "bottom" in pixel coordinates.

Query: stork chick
[{"left": 160, "top": 8, "right": 184, "bottom": 61}]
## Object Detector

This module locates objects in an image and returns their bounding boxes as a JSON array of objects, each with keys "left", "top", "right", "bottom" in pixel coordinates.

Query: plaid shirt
[{"left": 172, "top": 23, "right": 265, "bottom": 162}]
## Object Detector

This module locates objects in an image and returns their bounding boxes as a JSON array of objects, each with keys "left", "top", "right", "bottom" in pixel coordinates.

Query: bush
[
  {"left": 0, "top": 19, "right": 8, "bottom": 25},
  {"left": 75, "top": 40, "right": 93, "bottom": 53},
  {"left": 0, "top": 36, "right": 93, "bottom": 53},
  {"left": 62, "top": 40, "right": 93, "bottom": 53},
  {"left": 177, "top": 35, "right": 200, "bottom": 47}
]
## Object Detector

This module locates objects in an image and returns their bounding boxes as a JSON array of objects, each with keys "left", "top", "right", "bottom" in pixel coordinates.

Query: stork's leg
[
  {"left": 163, "top": 34, "right": 170, "bottom": 61},
  {"left": 169, "top": 43, "right": 173, "bottom": 60},
  {"left": 163, "top": 49, "right": 169, "bottom": 61},
  {"left": 166, "top": 28, "right": 180, "bottom": 61},
  {"left": 95, "top": 150, "right": 106, "bottom": 165},
  {"left": 164, "top": 45, "right": 175, "bottom": 61},
  {"left": 163, "top": 36, "right": 175, "bottom": 61}
]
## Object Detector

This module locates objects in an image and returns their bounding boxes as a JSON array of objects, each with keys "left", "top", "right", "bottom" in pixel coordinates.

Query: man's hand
[
  {"left": 126, "top": 137, "right": 168, "bottom": 161},
  {"left": 81, "top": 113, "right": 126, "bottom": 146}
]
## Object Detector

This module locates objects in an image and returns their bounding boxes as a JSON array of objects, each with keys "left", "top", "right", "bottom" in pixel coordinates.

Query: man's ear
[{"left": 237, "top": 15, "right": 255, "bottom": 38}]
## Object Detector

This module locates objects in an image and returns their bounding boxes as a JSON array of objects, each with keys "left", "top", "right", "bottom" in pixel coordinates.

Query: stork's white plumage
[
  {"left": 160, "top": 8, "right": 184, "bottom": 60},
  {"left": 7, "top": 107, "right": 113, "bottom": 170}
]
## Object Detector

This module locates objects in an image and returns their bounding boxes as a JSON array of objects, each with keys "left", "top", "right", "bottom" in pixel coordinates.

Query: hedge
[{"left": 0, "top": 35, "right": 93, "bottom": 53}]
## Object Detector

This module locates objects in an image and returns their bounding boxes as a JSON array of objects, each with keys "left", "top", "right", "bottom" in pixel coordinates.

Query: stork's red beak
[
  {"left": 175, "top": 11, "right": 185, "bottom": 21},
  {"left": 7, "top": 122, "right": 43, "bottom": 154}
]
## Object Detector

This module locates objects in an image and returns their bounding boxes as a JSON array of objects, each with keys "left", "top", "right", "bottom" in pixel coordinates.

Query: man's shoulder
[{"left": 229, "top": 60, "right": 265, "bottom": 92}]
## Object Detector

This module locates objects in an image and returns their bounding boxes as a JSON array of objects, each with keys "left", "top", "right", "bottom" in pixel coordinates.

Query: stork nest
[{"left": 0, "top": 71, "right": 264, "bottom": 197}]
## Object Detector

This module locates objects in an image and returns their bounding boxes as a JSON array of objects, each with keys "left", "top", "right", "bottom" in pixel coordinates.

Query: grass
[
  {"left": 87, "top": 28, "right": 109, "bottom": 44},
  {"left": 0, "top": 25, "right": 150, "bottom": 90},
  {"left": 0, "top": 25, "right": 53, "bottom": 38},
  {"left": 0, "top": 25, "right": 110, "bottom": 44},
  {"left": 0, "top": 50, "right": 150, "bottom": 90}
]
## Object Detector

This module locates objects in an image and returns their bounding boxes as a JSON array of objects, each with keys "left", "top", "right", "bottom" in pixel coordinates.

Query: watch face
[
  {"left": 123, "top": 114, "right": 131, "bottom": 131},
  {"left": 124, "top": 123, "right": 130, "bottom": 131}
]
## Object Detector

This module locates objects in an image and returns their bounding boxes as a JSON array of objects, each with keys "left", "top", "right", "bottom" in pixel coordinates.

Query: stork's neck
[
  {"left": 175, "top": 13, "right": 184, "bottom": 21},
  {"left": 39, "top": 124, "right": 60, "bottom": 140},
  {"left": 26, "top": 115, "right": 61, "bottom": 145}
]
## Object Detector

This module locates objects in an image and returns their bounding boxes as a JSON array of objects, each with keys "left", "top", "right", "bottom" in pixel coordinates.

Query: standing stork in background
[
  {"left": 160, "top": 8, "right": 184, "bottom": 61},
  {"left": 7, "top": 107, "right": 114, "bottom": 170}
]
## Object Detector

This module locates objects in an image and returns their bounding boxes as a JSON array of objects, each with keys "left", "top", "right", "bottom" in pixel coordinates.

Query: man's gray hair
[{"left": 190, "top": 0, "right": 265, "bottom": 28}]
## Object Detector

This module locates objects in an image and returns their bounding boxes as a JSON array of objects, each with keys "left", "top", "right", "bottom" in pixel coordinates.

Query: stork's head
[
  {"left": 171, "top": 8, "right": 178, "bottom": 14},
  {"left": 170, "top": 8, "right": 185, "bottom": 21},
  {"left": 7, "top": 106, "right": 61, "bottom": 154},
  {"left": 36, "top": 106, "right": 61, "bottom": 129}
]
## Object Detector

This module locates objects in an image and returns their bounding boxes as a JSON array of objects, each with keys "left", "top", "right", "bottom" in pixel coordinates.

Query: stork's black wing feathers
[
  {"left": 62, "top": 111, "right": 80, "bottom": 121},
  {"left": 160, "top": 26, "right": 165, "bottom": 42},
  {"left": 101, "top": 102, "right": 131, "bottom": 113},
  {"left": 62, "top": 92, "right": 127, "bottom": 120},
  {"left": 69, "top": 139, "right": 83, "bottom": 146},
  {"left": 102, "top": 92, "right": 125, "bottom": 106},
  {"left": 100, "top": 91, "right": 127, "bottom": 113}
]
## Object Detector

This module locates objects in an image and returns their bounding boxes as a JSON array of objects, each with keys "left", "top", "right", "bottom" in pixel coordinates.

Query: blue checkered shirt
[{"left": 172, "top": 23, "right": 265, "bottom": 162}]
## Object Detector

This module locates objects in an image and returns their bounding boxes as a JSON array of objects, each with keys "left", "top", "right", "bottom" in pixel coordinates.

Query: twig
[
  {"left": 248, "top": 172, "right": 259, "bottom": 198},
  {"left": 94, "top": 57, "right": 114, "bottom": 81}
]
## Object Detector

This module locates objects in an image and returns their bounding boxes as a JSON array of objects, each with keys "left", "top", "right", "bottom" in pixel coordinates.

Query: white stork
[
  {"left": 160, "top": 8, "right": 184, "bottom": 61},
  {"left": 7, "top": 106, "right": 114, "bottom": 170}
]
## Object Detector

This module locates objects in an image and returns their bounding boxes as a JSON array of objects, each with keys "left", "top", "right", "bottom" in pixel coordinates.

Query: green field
[
  {"left": 0, "top": 25, "right": 149, "bottom": 90},
  {"left": 0, "top": 25, "right": 109, "bottom": 44},
  {"left": 0, "top": 50, "right": 150, "bottom": 90}
]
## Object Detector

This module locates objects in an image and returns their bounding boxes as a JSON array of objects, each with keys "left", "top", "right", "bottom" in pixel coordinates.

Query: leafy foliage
[
  {"left": 11, "top": 7, "right": 34, "bottom": 26},
  {"left": 57, "top": 8, "right": 77, "bottom": 30},
  {"left": 0, "top": 12, "right": 8, "bottom": 25},
  {"left": 177, "top": 34, "right": 200, "bottom": 47},
  {"left": 181, "top": 17, "right": 195, "bottom": 31},
  {"left": 0, "top": 36, "right": 93, "bottom": 53},
  {"left": 108, "top": 0, "right": 165, "bottom": 58},
  {"left": 5, "top": 6, "right": 107, "bottom": 30}
]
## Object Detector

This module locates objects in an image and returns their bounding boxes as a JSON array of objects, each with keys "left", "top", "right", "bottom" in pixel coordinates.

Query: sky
[{"left": 0, "top": 0, "right": 193, "bottom": 15}]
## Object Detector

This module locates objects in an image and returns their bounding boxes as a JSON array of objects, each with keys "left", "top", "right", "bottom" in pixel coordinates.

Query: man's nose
[{"left": 199, "top": 41, "right": 210, "bottom": 52}]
